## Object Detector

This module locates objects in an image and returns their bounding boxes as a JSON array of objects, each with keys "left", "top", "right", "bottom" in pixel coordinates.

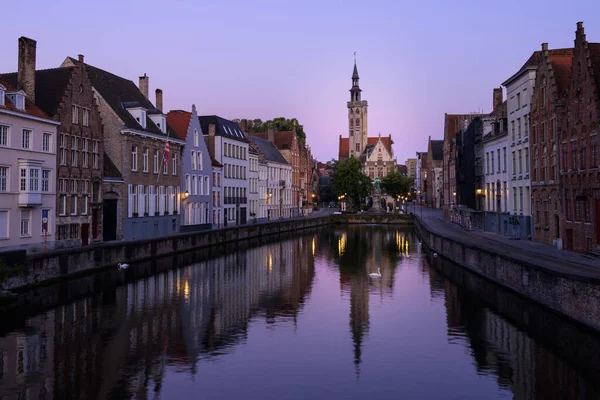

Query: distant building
[
  {"left": 200, "top": 115, "right": 249, "bottom": 227},
  {"left": 416, "top": 152, "right": 428, "bottom": 203},
  {"left": 167, "top": 106, "right": 212, "bottom": 230},
  {"left": 248, "top": 143, "right": 260, "bottom": 221},
  {"left": 338, "top": 59, "right": 397, "bottom": 180},
  {"left": 427, "top": 137, "right": 443, "bottom": 208},
  {"left": 405, "top": 158, "right": 417, "bottom": 179}
]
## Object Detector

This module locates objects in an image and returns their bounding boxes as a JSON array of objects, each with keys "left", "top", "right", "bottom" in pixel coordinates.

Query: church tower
[{"left": 348, "top": 56, "right": 368, "bottom": 159}]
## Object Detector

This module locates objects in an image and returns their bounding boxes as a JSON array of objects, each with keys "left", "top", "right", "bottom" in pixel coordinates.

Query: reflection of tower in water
[{"left": 349, "top": 272, "right": 369, "bottom": 380}]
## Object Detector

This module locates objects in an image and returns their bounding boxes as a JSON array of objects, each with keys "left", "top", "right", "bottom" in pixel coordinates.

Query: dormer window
[
  {"left": 0, "top": 84, "right": 5, "bottom": 106},
  {"left": 149, "top": 114, "right": 166, "bottom": 133},
  {"left": 125, "top": 106, "right": 147, "bottom": 129},
  {"left": 6, "top": 90, "right": 26, "bottom": 111}
]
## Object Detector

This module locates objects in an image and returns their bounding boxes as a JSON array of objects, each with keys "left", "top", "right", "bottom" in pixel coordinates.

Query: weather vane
[{"left": 354, "top": 51, "right": 356, "bottom": 62}]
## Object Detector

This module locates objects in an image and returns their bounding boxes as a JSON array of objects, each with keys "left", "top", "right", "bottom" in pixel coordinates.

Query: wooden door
[
  {"left": 103, "top": 199, "right": 118, "bottom": 241},
  {"left": 92, "top": 209, "right": 98, "bottom": 239},
  {"left": 566, "top": 229, "right": 574, "bottom": 251},
  {"left": 81, "top": 223, "right": 89, "bottom": 246}
]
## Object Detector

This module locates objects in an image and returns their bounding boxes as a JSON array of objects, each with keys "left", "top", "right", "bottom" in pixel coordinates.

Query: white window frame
[
  {"left": 42, "top": 169, "right": 50, "bottom": 192},
  {"left": 82, "top": 108, "right": 90, "bottom": 126},
  {"left": 20, "top": 209, "right": 31, "bottom": 237},
  {"left": 22, "top": 129, "right": 31, "bottom": 149},
  {"left": 42, "top": 132, "right": 51, "bottom": 152},
  {"left": 172, "top": 153, "right": 177, "bottom": 176},
  {"left": 81, "top": 195, "right": 89, "bottom": 215},
  {"left": 0, "top": 166, "right": 8, "bottom": 192},
  {"left": 0, "top": 125, "right": 8, "bottom": 147},
  {"left": 0, "top": 210, "right": 8, "bottom": 239},
  {"left": 191, "top": 150, "right": 196, "bottom": 170},
  {"left": 194, "top": 129, "right": 199, "bottom": 146},
  {"left": 153, "top": 150, "right": 159, "bottom": 174},
  {"left": 131, "top": 146, "right": 138, "bottom": 171},
  {"left": 143, "top": 149, "right": 149, "bottom": 172},
  {"left": 72, "top": 105, "right": 79, "bottom": 124},
  {"left": 70, "top": 194, "right": 78, "bottom": 215}
]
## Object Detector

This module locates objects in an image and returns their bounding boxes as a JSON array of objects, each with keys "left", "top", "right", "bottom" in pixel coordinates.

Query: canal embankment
[
  {"left": 0, "top": 216, "right": 330, "bottom": 291},
  {"left": 414, "top": 209, "right": 600, "bottom": 334}
]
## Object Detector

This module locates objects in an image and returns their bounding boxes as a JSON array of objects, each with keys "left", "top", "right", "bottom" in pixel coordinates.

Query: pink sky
[{"left": 1, "top": 0, "right": 599, "bottom": 164}]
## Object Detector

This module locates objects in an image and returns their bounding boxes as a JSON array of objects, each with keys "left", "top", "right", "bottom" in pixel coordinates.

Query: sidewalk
[{"left": 415, "top": 206, "right": 600, "bottom": 279}]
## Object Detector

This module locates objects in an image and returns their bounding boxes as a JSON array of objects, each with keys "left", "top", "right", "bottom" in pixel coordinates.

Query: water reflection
[{"left": 1, "top": 226, "right": 600, "bottom": 399}]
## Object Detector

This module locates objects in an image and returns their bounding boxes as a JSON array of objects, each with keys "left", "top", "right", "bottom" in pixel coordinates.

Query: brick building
[
  {"left": 560, "top": 22, "right": 600, "bottom": 252},
  {"left": 443, "top": 114, "right": 481, "bottom": 216},
  {"left": 61, "top": 58, "right": 185, "bottom": 241},
  {"left": 426, "top": 137, "right": 443, "bottom": 208},
  {"left": 530, "top": 44, "right": 573, "bottom": 248},
  {"left": 1, "top": 38, "right": 104, "bottom": 247}
]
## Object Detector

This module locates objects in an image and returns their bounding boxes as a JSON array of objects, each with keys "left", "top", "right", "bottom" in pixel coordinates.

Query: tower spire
[{"left": 350, "top": 53, "right": 361, "bottom": 101}]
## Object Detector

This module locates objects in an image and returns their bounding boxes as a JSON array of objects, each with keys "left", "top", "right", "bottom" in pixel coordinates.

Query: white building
[
  {"left": 250, "top": 136, "right": 292, "bottom": 220},
  {"left": 502, "top": 55, "right": 535, "bottom": 236},
  {"left": 257, "top": 157, "right": 268, "bottom": 220},
  {"left": 0, "top": 80, "right": 60, "bottom": 251},
  {"left": 200, "top": 116, "right": 249, "bottom": 227},
  {"left": 248, "top": 144, "right": 260, "bottom": 222},
  {"left": 211, "top": 158, "right": 222, "bottom": 229},
  {"left": 483, "top": 120, "right": 510, "bottom": 215}
]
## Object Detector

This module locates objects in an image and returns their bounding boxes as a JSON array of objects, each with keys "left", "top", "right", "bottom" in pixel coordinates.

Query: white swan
[
  {"left": 118, "top": 263, "right": 129, "bottom": 270},
  {"left": 369, "top": 268, "right": 381, "bottom": 278},
  {"left": 433, "top": 253, "right": 438, "bottom": 258}
]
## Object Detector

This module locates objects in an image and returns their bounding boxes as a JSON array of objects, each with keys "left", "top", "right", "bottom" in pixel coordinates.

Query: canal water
[{"left": 1, "top": 225, "right": 600, "bottom": 400}]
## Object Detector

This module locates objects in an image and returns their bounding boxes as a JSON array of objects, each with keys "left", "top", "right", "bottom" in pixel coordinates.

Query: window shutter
[{"left": 128, "top": 184, "right": 133, "bottom": 217}]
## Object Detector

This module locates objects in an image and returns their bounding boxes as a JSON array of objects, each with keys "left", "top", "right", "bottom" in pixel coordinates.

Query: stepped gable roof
[
  {"left": 0, "top": 67, "right": 75, "bottom": 118},
  {"left": 63, "top": 57, "right": 171, "bottom": 137},
  {"left": 198, "top": 115, "right": 249, "bottom": 143},
  {"left": 250, "top": 136, "right": 289, "bottom": 164},
  {"left": 0, "top": 77, "right": 50, "bottom": 120},
  {"left": 167, "top": 110, "right": 192, "bottom": 140}
]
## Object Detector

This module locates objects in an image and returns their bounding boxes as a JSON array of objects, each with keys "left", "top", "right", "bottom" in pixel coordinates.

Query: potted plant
[
  {"left": 144, "top": 212, "right": 149, "bottom": 217},
  {"left": 173, "top": 210, "right": 178, "bottom": 215},
  {"left": 154, "top": 211, "right": 160, "bottom": 216},
  {"left": 164, "top": 211, "right": 169, "bottom": 215},
  {"left": 132, "top": 212, "right": 139, "bottom": 217}
]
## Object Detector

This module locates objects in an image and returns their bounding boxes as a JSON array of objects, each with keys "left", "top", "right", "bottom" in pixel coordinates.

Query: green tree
[
  {"left": 331, "top": 158, "right": 371, "bottom": 208},
  {"left": 234, "top": 117, "right": 306, "bottom": 144},
  {"left": 381, "top": 172, "right": 414, "bottom": 213}
]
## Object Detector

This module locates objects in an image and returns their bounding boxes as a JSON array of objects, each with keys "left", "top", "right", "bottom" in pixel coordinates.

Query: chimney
[
  {"left": 267, "top": 127, "right": 275, "bottom": 143},
  {"left": 240, "top": 119, "right": 247, "bottom": 133},
  {"left": 78, "top": 54, "right": 84, "bottom": 64},
  {"left": 209, "top": 124, "right": 215, "bottom": 136},
  {"left": 577, "top": 21, "right": 583, "bottom": 30},
  {"left": 493, "top": 87, "right": 503, "bottom": 111},
  {"left": 18, "top": 37, "right": 37, "bottom": 102},
  {"left": 155, "top": 88, "right": 163, "bottom": 112},
  {"left": 541, "top": 42, "right": 548, "bottom": 52},
  {"left": 139, "top": 73, "right": 149, "bottom": 99}
]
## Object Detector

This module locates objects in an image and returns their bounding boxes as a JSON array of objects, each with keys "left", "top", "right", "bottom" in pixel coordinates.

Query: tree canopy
[
  {"left": 330, "top": 157, "right": 372, "bottom": 207},
  {"left": 232, "top": 117, "right": 306, "bottom": 144},
  {"left": 381, "top": 172, "right": 414, "bottom": 210}
]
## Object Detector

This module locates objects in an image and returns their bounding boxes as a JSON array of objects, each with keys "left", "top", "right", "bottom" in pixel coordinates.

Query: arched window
[{"left": 355, "top": 118, "right": 359, "bottom": 125}]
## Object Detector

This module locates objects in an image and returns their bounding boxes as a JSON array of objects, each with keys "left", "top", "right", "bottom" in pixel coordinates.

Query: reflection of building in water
[
  {"left": 438, "top": 276, "right": 600, "bottom": 399},
  {"left": 0, "top": 314, "right": 54, "bottom": 399},
  {"left": 0, "top": 236, "right": 315, "bottom": 399}
]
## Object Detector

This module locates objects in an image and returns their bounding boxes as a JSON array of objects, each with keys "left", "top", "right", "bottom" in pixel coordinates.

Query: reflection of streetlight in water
[
  {"left": 267, "top": 252, "right": 273, "bottom": 271},
  {"left": 338, "top": 233, "right": 347, "bottom": 256},
  {"left": 183, "top": 280, "right": 190, "bottom": 301},
  {"left": 312, "top": 237, "right": 316, "bottom": 256}
]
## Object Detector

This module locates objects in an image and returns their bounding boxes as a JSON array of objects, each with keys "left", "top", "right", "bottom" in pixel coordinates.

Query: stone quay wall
[
  {"left": 414, "top": 216, "right": 600, "bottom": 334},
  {"left": 1, "top": 217, "right": 330, "bottom": 291}
]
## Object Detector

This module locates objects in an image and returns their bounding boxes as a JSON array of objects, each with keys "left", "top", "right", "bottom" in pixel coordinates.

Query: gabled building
[
  {"left": 530, "top": 44, "right": 574, "bottom": 248},
  {"left": 60, "top": 58, "right": 185, "bottom": 240},
  {"left": 426, "top": 137, "right": 443, "bottom": 208},
  {"left": 362, "top": 134, "right": 397, "bottom": 180},
  {"left": 0, "top": 74, "right": 59, "bottom": 251},
  {"left": 200, "top": 115, "right": 249, "bottom": 227},
  {"left": 1, "top": 38, "right": 105, "bottom": 247},
  {"left": 560, "top": 22, "right": 600, "bottom": 252},
  {"left": 249, "top": 136, "right": 293, "bottom": 220},
  {"left": 167, "top": 106, "right": 212, "bottom": 230},
  {"left": 338, "top": 59, "right": 398, "bottom": 182}
]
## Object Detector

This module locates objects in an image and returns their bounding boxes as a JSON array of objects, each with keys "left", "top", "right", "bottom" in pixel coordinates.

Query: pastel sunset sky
[{"left": 2, "top": 0, "right": 599, "bottom": 163}]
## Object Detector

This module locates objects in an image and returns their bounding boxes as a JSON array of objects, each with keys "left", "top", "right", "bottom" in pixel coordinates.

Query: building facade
[
  {"left": 0, "top": 78, "right": 59, "bottom": 251},
  {"left": 416, "top": 152, "right": 428, "bottom": 204},
  {"left": 405, "top": 158, "right": 417, "bottom": 179},
  {"left": 211, "top": 157, "right": 222, "bottom": 228},
  {"left": 200, "top": 115, "right": 249, "bottom": 227},
  {"left": 560, "top": 22, "right": 600, "bottom": 252},
  {"left": 503, "top": 53, "right": 541, "bottom": 238},
  {"left": 1, "top": 38, "right": 105, "bottom": 248},
  {"left": 362, "top": 134, "right": 397, "bottom": 179},
  {"left": 250, "top": 136, "right": 293, "bottom": 219},
  {"left": 167, "top": 106, "right": 212, "bottom": 230},
  {"left": 530, "top": 43, "right": 574, "bottom": 248},
  {"left": 426, "top": 137, "right": 443, "bottom": 208},
  {"left": 248, "top": 143, "right": 260, "bottom": 221},
  {"left": 482, "top": 115, "right": 510, "bottom": 233},
  {"left": 61, "top": 58, "right": 185, "bottom": 241}
]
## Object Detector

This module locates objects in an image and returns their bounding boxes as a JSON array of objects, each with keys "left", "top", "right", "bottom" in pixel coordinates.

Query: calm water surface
[{"left": 1, "top": 226, "right": 600, "bottom": 399}]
